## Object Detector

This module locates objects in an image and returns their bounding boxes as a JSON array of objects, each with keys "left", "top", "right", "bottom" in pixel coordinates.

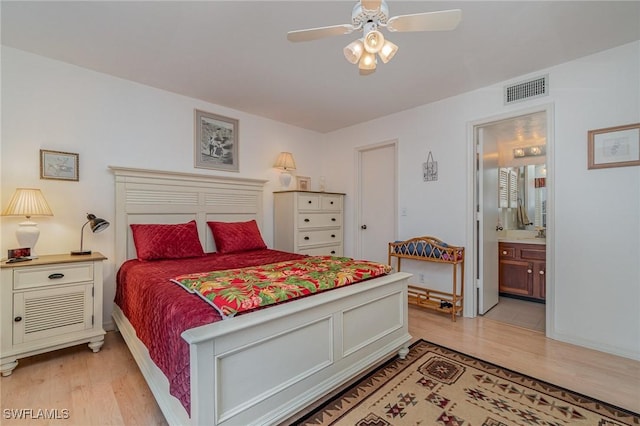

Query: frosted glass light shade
[
  {"left": 358, "top": 51, "right": 377, "bottom": 70},
  {"left": 378, "top": 40, "right": 398, "bottom": 63},
  {"left": 344, "top": 39, "right": 364, "bottom": 64},
  {"left": 363, "top": 30, "right": 385, "bottom": 53}
]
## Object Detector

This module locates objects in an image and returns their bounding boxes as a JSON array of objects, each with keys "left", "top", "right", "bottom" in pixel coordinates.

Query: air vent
[{"left": 504, "top": 75, "right": 548, "bottom": 105}]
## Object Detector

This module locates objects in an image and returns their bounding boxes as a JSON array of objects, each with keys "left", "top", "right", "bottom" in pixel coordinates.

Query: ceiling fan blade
[
  {"left": 387, "top": 9, "right": 462, "bottom": 32},
  {"left": 361, "top": 0, "right": 382, "bottom": 12},
  {"left": 287, "top": 24, "right": 355, "bottom": 42}
]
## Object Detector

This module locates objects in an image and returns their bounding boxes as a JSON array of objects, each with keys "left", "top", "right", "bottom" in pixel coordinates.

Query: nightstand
[{"left": 0, "top": 252, "right": 106, "bottom": 376}]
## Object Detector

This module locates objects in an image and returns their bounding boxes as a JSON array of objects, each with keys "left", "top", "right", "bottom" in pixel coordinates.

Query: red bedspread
[{"left": 115, "top": 249, "right": 306, "bottom": 414}]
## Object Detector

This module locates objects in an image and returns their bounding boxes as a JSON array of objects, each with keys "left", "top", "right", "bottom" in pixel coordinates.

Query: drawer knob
[
  {"left": 539, "top": 270, "right": 545, "bottom": 275},
  {"left": 48, "top": 273, "right": 65, "bottom": 280},
  {"left": 308, "top": 200, "right": 312, "bottom": 204},
  {"left": 14, "top": 316, "right": 22, "bottom": 322},
  {"left": 502, "top": 251, "right": 507, "bottom": 255},
  {"left": 331, "top": 218, "right": 336, "bottom": 222},
  {"left": 330, "top": 250, "right": 336, "bottom": 254},
  {"left": 330, "top": 201, "right": 334, "bottom": 204},
  {"left": 304, "top": 218, "right": 310, "bottom": 222},
  {"left": 304, "top": 236, "right": 310, "bottom": 240},
  {"left": 527, "top": 269, "right": 533, "bottom": 274},
  {"left": 331, "top": 234, "right": 336, "bottom": 238}
]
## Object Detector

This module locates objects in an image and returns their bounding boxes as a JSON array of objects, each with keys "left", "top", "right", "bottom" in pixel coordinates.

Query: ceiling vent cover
[{"left": 504, "top": 75, "right": 548, "bottom": 105}]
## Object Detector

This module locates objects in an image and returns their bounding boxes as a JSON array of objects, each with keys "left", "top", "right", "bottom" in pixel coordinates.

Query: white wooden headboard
[{"left": 110, "top": 167, "right": 267, "bottom": 268}]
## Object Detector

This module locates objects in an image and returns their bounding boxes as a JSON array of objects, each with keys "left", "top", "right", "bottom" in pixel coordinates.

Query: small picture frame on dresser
[{"left": 296, "top": 176, "right": 311, "bottom": 191}]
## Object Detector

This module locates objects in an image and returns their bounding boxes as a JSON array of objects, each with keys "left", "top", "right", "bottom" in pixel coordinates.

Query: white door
[
  {"left": 357, "top": 142, "right": 397, "bottom": 264},
  {"left": 477, "top": 128, "right": 500, "bottom": 314}
]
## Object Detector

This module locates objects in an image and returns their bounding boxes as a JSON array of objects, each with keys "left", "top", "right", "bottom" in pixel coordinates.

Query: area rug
[{"left": 294, "top": 340, "right": 639, "bottom": 426}]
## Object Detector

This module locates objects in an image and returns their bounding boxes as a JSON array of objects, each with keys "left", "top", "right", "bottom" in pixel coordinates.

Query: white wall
[
  {"left": 1, "top": 47, "right": 323, "bottom": 327},
  {"left": 322, "top": 41, "right": 640, "bottom": 360}
]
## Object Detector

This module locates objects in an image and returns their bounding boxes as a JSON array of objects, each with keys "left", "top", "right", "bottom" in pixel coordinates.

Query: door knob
[{"left": 361, "top": 225, "right": 367, "bottom": 230}]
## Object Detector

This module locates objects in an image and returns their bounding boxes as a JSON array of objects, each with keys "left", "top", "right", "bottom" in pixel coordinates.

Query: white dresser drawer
[
  {"left": 299, "top": 245, "right": 343, "bottom": 256},
  {"left": 298, "top": 213, "right": 342, "bottom": 229},
  {"left": 13, "top": 263, "right": 94, "bottom": 290},
  {"left": 298, "top": 194, "right": 320, "bottom": 210},
  {"left": 298, "top": 229, "right": 342, "bottom": 247},
  {"left": 321, "top": 195, "right": 342, "bottom": 211}
]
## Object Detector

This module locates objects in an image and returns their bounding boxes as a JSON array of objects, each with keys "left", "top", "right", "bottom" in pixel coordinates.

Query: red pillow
[
  {"left": 207, "top": 220, "right": 267, "bottom": 254},
  {"left": 130, "top": 220, "right": 205, "bottom": 261}
]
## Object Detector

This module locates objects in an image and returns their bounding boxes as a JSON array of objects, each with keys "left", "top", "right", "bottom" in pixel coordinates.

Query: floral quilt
[{"left": 171, "top": 256, "right": 391, "bottom": 318}]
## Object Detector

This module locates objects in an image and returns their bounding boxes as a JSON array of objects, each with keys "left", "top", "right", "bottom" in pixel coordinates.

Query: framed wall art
[
  {"left": 194, "top": 109, "right": 239, "bottom": 172},
  {"left": 296, "top": 176, "right": 311, "bottom": 191},
  {"left": 588, "top": 123, "right": 640, "bottom": 169},
  {"left": 40, "top": 149, "right": 79, "bottom": 181}
]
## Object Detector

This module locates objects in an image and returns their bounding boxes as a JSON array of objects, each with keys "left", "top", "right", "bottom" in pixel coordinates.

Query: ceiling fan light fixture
[
  {"left": 358, "top": 51, "right": 377, "bottom": 70},
  {"left": 363, "top": 29, "right": 385, "bottom": 53},
  {"left": 344, "top": 39, "right": 365, "bottom": 64},
  {"left": 378, "top": 39, "right": 398, "bottom": 63}
]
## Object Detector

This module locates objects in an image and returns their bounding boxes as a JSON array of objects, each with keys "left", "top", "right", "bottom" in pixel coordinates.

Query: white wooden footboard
[{"left": 113, "top": 272, "right": 411, "bottom": 425}]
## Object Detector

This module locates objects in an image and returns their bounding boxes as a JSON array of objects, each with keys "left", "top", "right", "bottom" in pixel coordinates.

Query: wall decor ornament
[
  {"left": 40, "top": 149, "right": 79, "bottom": 181},
  {"left": 588, "top": 123, "right": 640, "bottom": 169},
  {"left": 423, "top": 151, "right": 438, "bottom": 181},
  {"left": 194, "top": 109, "right": 239, "bottom": 172}
]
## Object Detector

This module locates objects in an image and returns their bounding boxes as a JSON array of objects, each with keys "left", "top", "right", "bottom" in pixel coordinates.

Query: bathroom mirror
[{"left": 499, "top": 164, "right": 546, "bottom": 230}]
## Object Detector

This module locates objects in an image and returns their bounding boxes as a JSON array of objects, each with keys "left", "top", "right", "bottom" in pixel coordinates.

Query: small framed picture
[
  {"left": 588, "top": 123, "right": 640, "bottom": 169},
  {"left": 40, "top": 149, "right": 79, "bottom": 181},
  {"left": 297, "top": 176, "right": 311, "bottom": 191},
  {"left": 194, "top": 109, "right": 239, "bottom": 172}
]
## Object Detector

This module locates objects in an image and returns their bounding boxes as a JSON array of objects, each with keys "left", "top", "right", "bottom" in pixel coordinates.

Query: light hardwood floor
[{"left": 1, "top": 306, "right": 638, "bottom": 425}]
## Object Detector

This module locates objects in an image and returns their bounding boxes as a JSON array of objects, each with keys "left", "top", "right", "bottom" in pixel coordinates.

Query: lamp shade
[
  {"left": 344, "top": 39, "right": 364, "bottom": 64},
  {"left": 2, "top": 188, "right": 53, "bottom": 258},
  {"left": 2, "top": 188, "right": 53, "bottom": 218},
  {"left": 273, "top": 152, "right": 296, "bottom": 171}
]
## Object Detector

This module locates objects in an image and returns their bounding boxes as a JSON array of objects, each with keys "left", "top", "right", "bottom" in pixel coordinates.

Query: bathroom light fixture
[
  {"left": 71, "top": 213, "right": 110, "bottom": 255},
  {"left": 513, "top": 145, "right": 546, "bottom": 158},
  {"left": 273, "top": 152, "right": 297, "bottom": 188},
  {"left": 1, "top": 188, "right": 53, "bottom": 258}
]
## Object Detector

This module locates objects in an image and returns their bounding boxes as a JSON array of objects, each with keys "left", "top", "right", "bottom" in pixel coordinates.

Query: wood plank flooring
[{"left": 1, "top": 306, "right": 638, "bottom": 425}]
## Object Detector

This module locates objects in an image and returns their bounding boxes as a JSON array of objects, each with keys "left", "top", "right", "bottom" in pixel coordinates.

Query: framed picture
[
  {"left": 297, "top": 176, "right": 311, "bottom": 191},
  {"left": 194, "top": 109, "right": 239, "bottom": 172},
  {"left": 588, "top": 123, "right": 640, "bottom": 169},
  {"left": 40, "top": 149, "right": 79, "bottom": 181}
]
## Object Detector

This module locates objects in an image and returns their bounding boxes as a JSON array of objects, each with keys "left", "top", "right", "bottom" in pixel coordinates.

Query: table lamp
[
  {"left": 71, "top": 213, "right": 110, "bottom": 255},
  {"left": 1, "top": 188, "right": 53, "bottom": 258}
]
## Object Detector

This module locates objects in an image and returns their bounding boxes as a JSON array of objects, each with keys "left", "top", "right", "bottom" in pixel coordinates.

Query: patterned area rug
[{"left": 294, "top": 340, "right": 639, "bottom": 426}]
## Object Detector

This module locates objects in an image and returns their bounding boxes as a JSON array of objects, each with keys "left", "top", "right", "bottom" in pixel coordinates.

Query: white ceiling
[{"left": 2, "top": 1, "right": 639, "bottom": 133}]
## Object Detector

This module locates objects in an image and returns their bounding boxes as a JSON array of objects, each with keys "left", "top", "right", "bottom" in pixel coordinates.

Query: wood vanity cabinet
[{"left": 498, "top": 242, "right": 546, "bottom": 301}]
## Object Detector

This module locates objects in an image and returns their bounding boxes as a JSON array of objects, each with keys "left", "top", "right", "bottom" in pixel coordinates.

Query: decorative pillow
[
  {"left": 130, "top": 220, "right": 205, "bottom": 261},
  {"left": 207, "top": 220, "right": 267, "bottom": 254}
]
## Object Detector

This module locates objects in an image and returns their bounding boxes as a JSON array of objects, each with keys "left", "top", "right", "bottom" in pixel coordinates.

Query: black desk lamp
[{"left": 71, "top": 213, "right": 110, "bottom": 255}]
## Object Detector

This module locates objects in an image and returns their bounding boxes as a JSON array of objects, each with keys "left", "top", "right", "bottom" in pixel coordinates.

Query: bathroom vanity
[{"left": 498, "top": 239, "right": 546, "bottom": 301}]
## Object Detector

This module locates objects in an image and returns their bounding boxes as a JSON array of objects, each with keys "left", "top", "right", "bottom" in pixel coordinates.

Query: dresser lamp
[
  {"left": 1, "top": 188, "right": 54, "bottom": 258},
  {"left": 71, "top": 213, "right": 110, "bottom": 255},
  {"left": 273, "top": 152, "right": 297, "bottom": 188}
]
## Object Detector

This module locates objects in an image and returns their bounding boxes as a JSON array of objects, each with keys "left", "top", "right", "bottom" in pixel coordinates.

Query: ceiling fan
[{"left": 287, "top": 0, "right": 462, "bottom": 75}]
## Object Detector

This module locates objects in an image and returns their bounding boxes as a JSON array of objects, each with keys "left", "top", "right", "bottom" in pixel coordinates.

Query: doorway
[
  {"left": 472, "top": 105, "right": 553, "bottom": 333},
  {"left": 355, "top": 141, "right": 397, "bottom": 264}
]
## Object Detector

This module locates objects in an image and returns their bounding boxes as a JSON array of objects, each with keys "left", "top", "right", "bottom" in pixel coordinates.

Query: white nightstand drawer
[
  {"left": 298, "top": 213, "right": 342, "bottom": 228},
  {"left": 13, "top": 263, "right": 94, "bottom": 290}
]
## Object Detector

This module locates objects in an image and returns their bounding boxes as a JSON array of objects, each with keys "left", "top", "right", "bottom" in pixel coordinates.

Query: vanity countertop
[{"left": 498, "top": 238, "right": 545, "bottom": 245}]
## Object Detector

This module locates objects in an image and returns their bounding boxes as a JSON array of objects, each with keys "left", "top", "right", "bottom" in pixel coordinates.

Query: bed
[{"left": 109, "top": 166, "right": 412, "bottom": 426}]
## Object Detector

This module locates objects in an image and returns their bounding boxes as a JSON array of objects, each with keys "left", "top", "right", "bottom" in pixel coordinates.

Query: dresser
[
  {"left": 274, "top": 190, "right": 345, "bottom": 256},
  {"left": 0, "top": 252, "right": 106, "bottom": 376}
]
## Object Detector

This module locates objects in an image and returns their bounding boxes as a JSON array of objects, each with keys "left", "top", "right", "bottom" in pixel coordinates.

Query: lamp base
[{"left": 70, "top": 250, "right": 92, "bottom": 256}]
